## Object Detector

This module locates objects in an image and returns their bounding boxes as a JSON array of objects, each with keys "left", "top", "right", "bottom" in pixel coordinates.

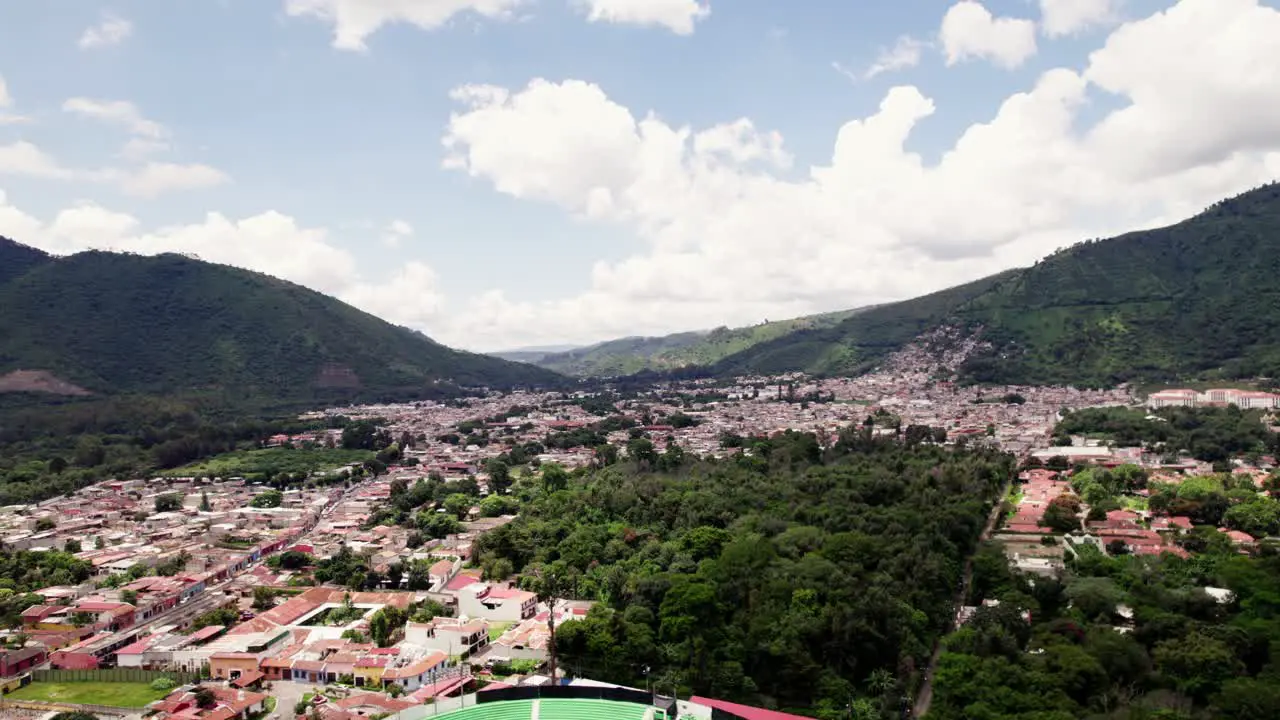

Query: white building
[{"left": 456, "top": 583, "right": 537, "bottom": 622}]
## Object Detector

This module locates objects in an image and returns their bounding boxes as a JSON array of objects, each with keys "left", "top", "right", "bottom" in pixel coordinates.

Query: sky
[{"left": 1, "top": 0, "right": 1279, "bottom": 352}]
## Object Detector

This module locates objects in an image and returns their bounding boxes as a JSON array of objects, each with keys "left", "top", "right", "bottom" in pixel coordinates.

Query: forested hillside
[
  {"left": 521, "top": 309, "right": 866, "bottom": 377},
  {"left": 472, "top": 430, "right": 1014, "bottom": 716},
  {"left": 930, "top": 539, "right": 1280, "bottom": 719},
  {"left": 0, "top": 243, "right": 561, "bottom": 400},
  {"left": 0, "top": 236, "right": 51, "bottom": 286},
  {"left": 702, "top": 183, "right": 1280, "bottom": 387},
  {"left": 708, "top": 272, "right": 1017, "bottom": 377}
]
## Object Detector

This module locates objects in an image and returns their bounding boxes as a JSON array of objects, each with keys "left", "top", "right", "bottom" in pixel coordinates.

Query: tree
[
  {"left": 1212, "top": 678, "right": 1280, "bottom": 720},
  {"left": 193, "top": 686, "right": 217, "bottom": 710},
  {"left": 154, "top": 493, "right": 184, "bottom": 513},
  {"left": 121, "top": 589, "right": 138, "bottom": 606},
  {"left": 51, "top": 713, "right": 99, "bottom": 720},
  {"left": 252, "top": 586, "right": 278, "bottom": 611},
  {"left": 444, "top": 493, "right": 473, "bottom": 520},
  {"left": 1066, "top": 577, "right": 1123, "bottom": 621},
  {"left": 1154, "top": 632, "right": 1242, "bottom": 702},
  {"left": 64, "top": 539, "right": 81, "bottom": 553},
  {"left": 278, "top": 550, "right": 313, "bottom": 570},
  {"left": 542, "top": 463, "right": 570, "bottom": 493},
  {"left": 486, "top": 459, "right": 512, "bottom": 494},
  {"left": 35, "top": 517, "right": 56, "bottom": 532},
  {"left": 250, "top": 490, "right": 283, "bottom": 508},
  {"left": 1042, "top": 495, "right": 1082, "bottom": 533},
  {"left": 199, "top": 491, "right": 212, "bottom": 512}
]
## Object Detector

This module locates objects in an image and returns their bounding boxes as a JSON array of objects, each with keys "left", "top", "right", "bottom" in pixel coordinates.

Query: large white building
[
  {"left": 1148, "top": 389, "right": 1279, "bottom": 409},
  {"left": 456, "top": 583, "right": 537, "bottom": 622}
]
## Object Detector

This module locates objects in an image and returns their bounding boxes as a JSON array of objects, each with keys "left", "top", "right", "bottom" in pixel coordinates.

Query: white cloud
[
  {"left": 119, "top": 138, "right": 172, "bottom": 161},
  {"left": 940, "top": 1, "right": 1038, "bottom": 69},
  {"left": 435, "top": 0, "right": 1280, "bottom": 350},
  {"left": 283, "top": 0, "right": 525, "bottom": 51},
  {"left": 78, "top": 13, "right": 133, "bottom": 50},
  {"left": 341, "top": 261, "right": 443, "bottom": 328},
  {"left": 58, "top": 99, "right": 228, "bottom": 196},
  {"left": 62, "top": 98, "right": 167, "bottom": 139},
  {"left": 574, "top": 0, "right": 710, "bottom": 35},
  {"left": 0, "top": 75, "right": 31, "bottom": 125},
  {"left": 1040, "top": 0, "right": 1119, "bottom": 37},
  {"left": 0, "top": 142, "right": 76, "bottom": 180},
  {"left": 382, "top": 219, "right": 415, "bottom": 247},
  {"left": 114, "top": 162, "right": 230, "bottom": 198},
  {"left": 1084, "top": 0, "right": 1280, "bottom": 179},
  {"left": 865, "top": 36, "right": 927, "bottom": 79}
]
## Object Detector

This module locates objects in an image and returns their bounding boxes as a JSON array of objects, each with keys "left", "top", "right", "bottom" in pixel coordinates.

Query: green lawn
[
  {"left": 7, "top": 681, "right": 169, "bottom": 708},
  {"left": 161, "top": 446, "right": 373, "bottom": 479},
  {"left": 488, "top": 621, "right": 514, "bottom": 641}
]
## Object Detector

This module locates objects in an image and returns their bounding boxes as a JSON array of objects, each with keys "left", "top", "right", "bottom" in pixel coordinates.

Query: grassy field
[
  {"left": 7, "top": 681, "right": 170, "bottom": 707},
  {"left": 162, "top": 446, "right": 373, "bottom": 479}
]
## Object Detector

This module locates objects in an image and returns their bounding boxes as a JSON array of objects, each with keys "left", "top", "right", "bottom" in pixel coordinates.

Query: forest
[
  {"left": 469, "top": 429, "right": 1015, "bottom": 718},
  {"left": 929, "top": 539, "right": 1280, "bottom": 720},
  {"left": 1052, "top": 406, "right": 1279, "bottom": 464}
]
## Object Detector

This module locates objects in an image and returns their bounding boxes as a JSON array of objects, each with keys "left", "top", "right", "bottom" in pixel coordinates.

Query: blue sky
[{"left": 2, "top": 0, "right": 1279, "bottom": 350}]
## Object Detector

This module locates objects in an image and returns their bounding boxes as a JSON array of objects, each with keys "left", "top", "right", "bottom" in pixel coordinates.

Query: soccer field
[{"left": 6, "top": 681, "right": 169, "bottom": 708}]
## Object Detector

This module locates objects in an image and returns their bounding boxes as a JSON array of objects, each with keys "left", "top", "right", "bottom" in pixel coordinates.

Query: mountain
[
  {"left": 526, "top": 309, "right": 868, "bottom": 377},
  {"left": 0, "top": 241, "right": 562, "bottom": 402},
  {"left": 0, "top": 237, "right": 51, "bottom": 286},
  {"left": 707, "top": 273, "right": 1019, "bottom": 377},
  {"left": 489, "top": 344, "right": 584, "bottom": 364},
  {"left": 709, "top": 183, "right": 1280, "bottom": 386}
]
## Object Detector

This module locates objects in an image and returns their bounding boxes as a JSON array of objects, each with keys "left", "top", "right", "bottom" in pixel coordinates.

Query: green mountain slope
[
  {"left": 527, "top": 309, "right": 866, "bottom": 377},
  {"left": 958, "top": 183, "right": 1280, "bottom": 385},
  {"left": 710, "top": 183, "right": 1280, "bottom": 385},
  {"left": 0, "top": 236, "right": 51, "bottom": 287},
  {"left": 0, "top": 244, "right": 561, "bottom": 401},
  {"left": 709, "top": 272, "right": 1019, "bottom": 377}
]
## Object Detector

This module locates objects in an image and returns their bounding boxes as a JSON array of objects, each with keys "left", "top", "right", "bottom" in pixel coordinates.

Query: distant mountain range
[
  {"left": 501, "top": 309, "right": 868, "bottom": 377},
  {"left": 507, "top": 183, "right": 1280, "bottom": 387},
  {"left": 0, "top": 238, "right": 562, "bottom": 403}
]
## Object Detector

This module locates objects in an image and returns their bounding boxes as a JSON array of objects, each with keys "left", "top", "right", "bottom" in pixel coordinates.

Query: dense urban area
[{"left": 0, "top": 333, "right": 1278, "bottom": 720}]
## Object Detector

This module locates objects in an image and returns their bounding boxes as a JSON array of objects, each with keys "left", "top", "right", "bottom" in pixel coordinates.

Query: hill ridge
[{"left": 0, "top": 240, "right": 562, "bottom": 403}]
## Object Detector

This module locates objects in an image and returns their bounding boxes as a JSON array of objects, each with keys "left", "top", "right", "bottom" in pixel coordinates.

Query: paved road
[
  {"left": 266, "top": 680, "right": 325, "bottom": 720},
  {"left": 910, "top": 474, "right": 1013, "bottom": 719}
]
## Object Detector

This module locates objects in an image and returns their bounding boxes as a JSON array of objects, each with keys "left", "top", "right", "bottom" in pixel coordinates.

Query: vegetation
[
  {"left": 8, "top": 681, "right": 170, "bottom": 708},
  {"left": 513, "top": 309, "right": 866, "bottom": 377},
  {"left": 164, "top": 446, "right": 373, "bottom": 482},
  {"left": 1054, "top": 406, "right": 1279, "bottom": 463},
  {"left": 190, "top": 607, "right": 238, "bottom": 631},
  {"left": 931, "top": 539, "right": 1280, "bottom": 720},
  {"left": 471, "top": 428, "right": 1014, "bottom": 715},
  {"left": 0, "top": 241, "right": 561, "bottom": 399},
  {"left": 613, "top": 184, "right": 1280, "bottom": 387},
  {"left": 0, "top": 396, "right": 345, "bottom": 504}
]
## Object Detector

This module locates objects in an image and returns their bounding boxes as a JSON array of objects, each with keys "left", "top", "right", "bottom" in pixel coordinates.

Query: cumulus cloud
[
  {"left": 574, "top": 0, "right": 710, "bottom": 35},
  {"left": 1040, "top": 0, "right": 1119, "bottom": 37},
  {"left": 78, "top": 13, "right": 133, "bottom": 50},
  {"left": 5, "top": 0, "right": 1280, "bottom": 353},
  {"left": 435, "top": 0, "right": 1280, "bottom": 350},
  {"left": 940, "top": 1, "right": 1038, "bottom": 69},
  {"left": 283, "top": 0, "right": 525, "bottom": 51}
]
